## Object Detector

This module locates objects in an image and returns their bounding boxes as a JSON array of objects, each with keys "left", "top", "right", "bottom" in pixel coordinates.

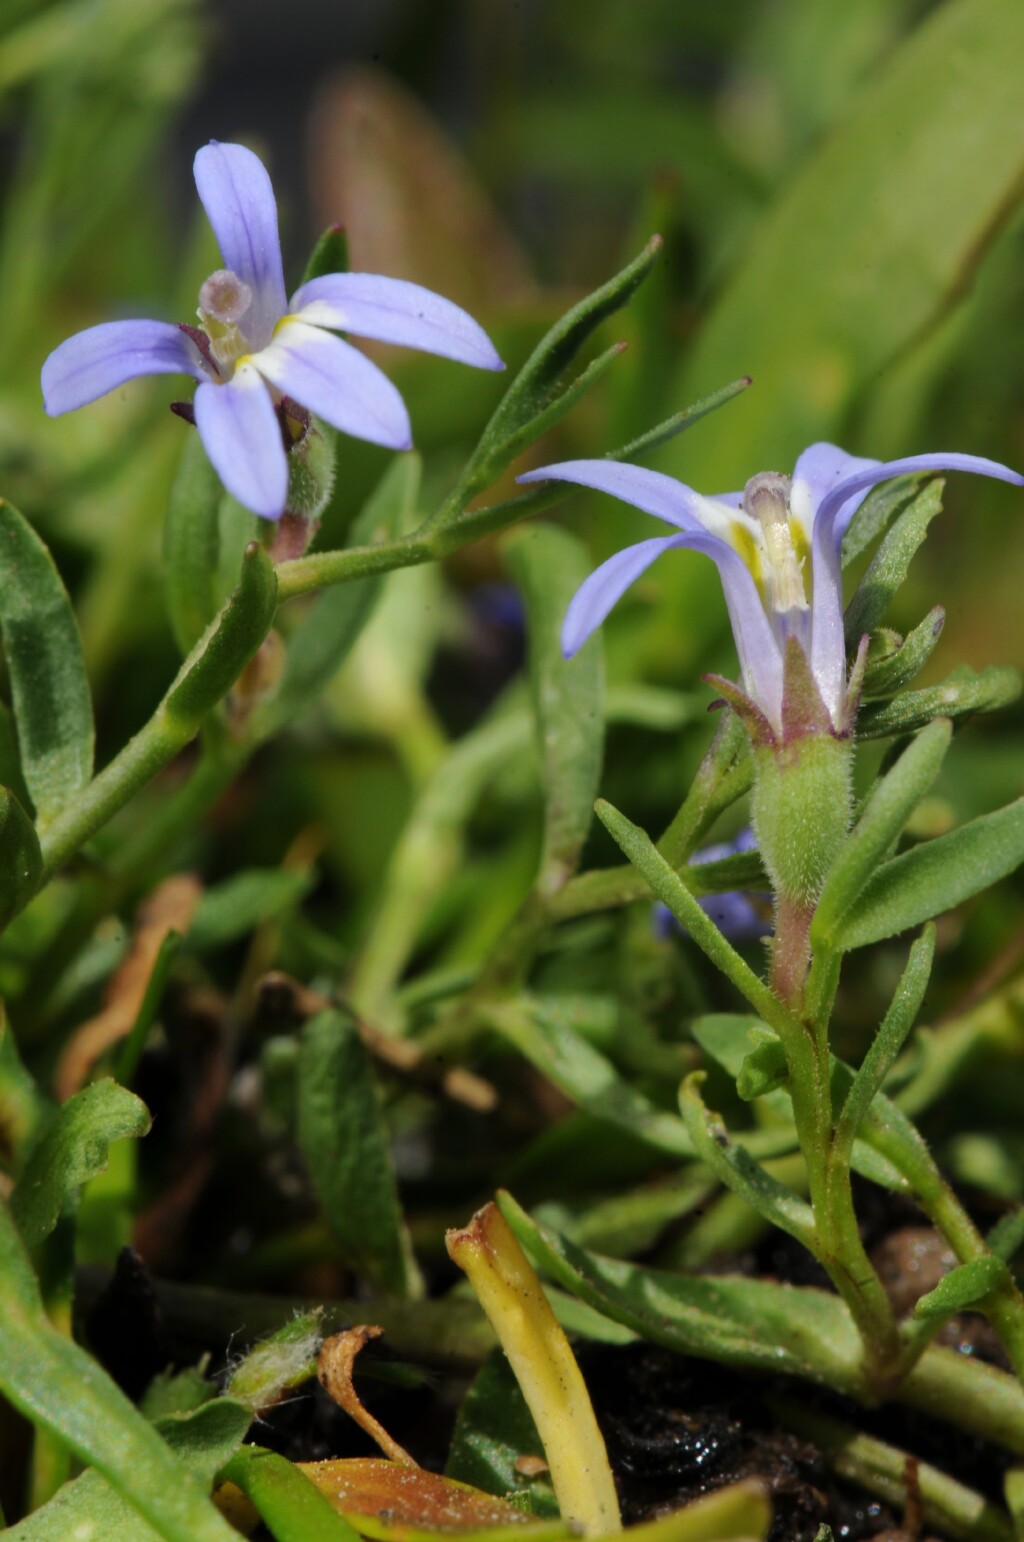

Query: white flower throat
[
  {"left": 742, "top": 471, "right": 808, "bottom": 625},
  {"left": 197, "top": 268, "right": 254, "bottom": 377}
]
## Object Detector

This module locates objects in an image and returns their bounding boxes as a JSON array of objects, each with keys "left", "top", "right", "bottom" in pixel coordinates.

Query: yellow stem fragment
[{"left": 446, "top": 1202, "right": 621, "bottom": 1537}]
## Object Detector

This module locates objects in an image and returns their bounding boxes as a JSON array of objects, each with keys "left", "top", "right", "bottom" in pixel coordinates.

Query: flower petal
[
  {"left": 810, "top": 448, "right": 1024, "bottom": 720},
  {"left": 193, "top": 365, "right": 288, "bottom": 520},
  {"left": 193, "top": 142, "right": 287, "bottom": 348},
  {"left": 790, "top": 441, "right": 880, "bottom": 541},
  {"left": 253, "top": 321, "right": 412, "bottom": 450},
  {"left": 518, "top": 460, "right": 740, "bottom": 539},
  {"left": 41, "top": 320, "right": 207, "bottom": 416},
  {"left": 562, "top": 533, "right": 687, "bottom": 656},
  {"left": 292, "top": 274, "right": 504, "bottom": 370},
  {"left": 562, "top": 528, "right": 784, "bottom": 729}
]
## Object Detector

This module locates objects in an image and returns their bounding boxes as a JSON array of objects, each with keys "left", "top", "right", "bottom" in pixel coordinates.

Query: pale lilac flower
[
  {"left": 518, "top": 445, "right": 1024, "bottom": 738},
  {"left": 42, "top": 141, "right": 504, "bottom": 520},
  {"left": 655, "top": 828, "right": 770, "bottom": 943}
]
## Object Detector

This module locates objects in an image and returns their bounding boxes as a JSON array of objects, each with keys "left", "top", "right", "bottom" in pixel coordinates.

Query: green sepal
[
  {"left": 833, "top": 797, "right": 1024, "bottom": 950},
  {"left": 165, "top": 543, "right": 278, "bottom": 728},
  {"left": 812, "top": 718, "right": 951, "bottom": 948},
  {"left": 0, "top": 500, "right": 94, "bottom": 825},
  {"left": 845, "top": 478, "right": 944, "bottom": 643},
  {"left": 679, "top": 1073, "right": 817, "bottom": 1248},
  {"left": 862, "top": 606, "right": 945, "bottom": 698},
  {"left": 300, "top": 225, "right": 350, "bottom": 285},
  {"left": 857, "top": 664, "right": 1021, "bottom": 739},
  {"left": 913, "top": 1255, "right": 1013, "bottom": 1319},
  {"left": 503, "top": 524, "right": 604, "bottom": 893}
]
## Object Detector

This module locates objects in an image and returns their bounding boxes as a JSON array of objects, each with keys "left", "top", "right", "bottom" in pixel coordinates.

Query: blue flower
[
  {"left": 654, "top": 828, "right": 771, "bottom": 943},
  {"left": 518, "top": 445, "right": 1023, "bottom": 738},
  {"left": 42, "top": 141, "right": 504, "bottom": 520}
]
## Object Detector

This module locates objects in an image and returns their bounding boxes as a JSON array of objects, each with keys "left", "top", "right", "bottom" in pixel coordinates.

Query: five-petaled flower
[
  {"left": 41, "top": 141, "right": 504, "bottom": 520},
  {"left": 518, "top": 444, "right": 1024, "bottom": 740}
]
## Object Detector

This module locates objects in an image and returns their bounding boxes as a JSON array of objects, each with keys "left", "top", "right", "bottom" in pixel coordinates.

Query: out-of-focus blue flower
[
  {"left": 655, "top": 828, "right": 771, "bottom": 944},
  {"left": 518, "top": 446, "right": 1023, "bottom": 739},
  {"left": 42, "top": 142, "right": 504, "bottom": 520}
]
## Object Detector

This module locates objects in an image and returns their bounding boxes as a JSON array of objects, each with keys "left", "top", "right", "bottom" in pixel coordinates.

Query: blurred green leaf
[
  {"left": 7, "top": 1399, "right": 252, "bottom": 1541},
  {"left": 0, "top": 785, "right": 43, "bottom": 932},
  {"left": 835, "top": 799, "right": 1024, "bottom": 950},
  {"left": 163, "top": 433, "right": 223, "bottom": 655},
  {"left": 504, "top": 524, "right": 604, "bottom": 892},
  {"left": 188, "top": 869, "right": 314, "bottom": 952},
  {"left": 447, "top": 1353, "right": 560, "bottom": 1517},
  {"left": 0, "top": 1005, "right": 49, "bottom": 1169},
  {"left": 0, "top": 1199, "right": 242, "bottom": 1542},
  {"left": 298, "top": 1009, "right": 422, "bottom": 1299},
  {"left": 0, "top": 500, "right": 94, "bottom": 825},
  {"left": 301, "top": 225, "right": 350, "bottom": 285},
  {"left": 11, "top": 1078, "right": 149, "bottom": 1251}
]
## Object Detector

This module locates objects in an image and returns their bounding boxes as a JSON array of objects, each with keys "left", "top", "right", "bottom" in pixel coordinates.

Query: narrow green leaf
[
  {"left": 492, "top": 342, "right": 626, "bottom": 470},
  {"left": 678, "top": 1074, "right": 816, "bottom": 1248},
  {"left": 503, "top": 525, "right": 604, "bottom": 890},
  {"left": 813, "top": 719, "right": 952, "bottom": 947},
  {"left": 300, "top": 225, "right": 350, "bottom": 285},
  {"left": 11, "top": 1080, "right": 150, "bottom": 1251},
  {"left": 164, "top": 433, "right": 223, "bottom": 655},
  {"left": 114, "top": 930, "right": 183, "bottom": 1088},
  {"left": 218, "top": 1446, "right": 362, "bottom": 1542},
  {"left": 834, "top": 927, "right": 935, "bottom": 1159},
  {"left": 164, "top": 543, "right": 278, "bottom": 728},
  {"left": 297, "top": 1009, "right": 422, "bottom": 1299},
  {"left": 622, "top": 1482, "right": 772, "bottom": 1542},
  {"left": 862, "top": 607, "right": 945, "bottom": 698},
  {"left": 0, "top": 500, "right": 94, "bottom": 823},
  {"left": 0, "top": 785, "right": 42, "bottom": 932},
  {"left": 595, "top": 799, "right": 791, "bottom": 1035},
  {"left": 487, "top": 999, "right": 693, "bottom": 1157},
  {"left": 988, "top": 1210, "right": 1024, "bottom": 1265},
  {"left": 447, "top": 1352, "right": 559, "bottom": 1516},
  {"left": 187, "top": 868, "right": 314, "bottom": 952},
  {"left": 841, "top": 477, "right": 923, "bottom": 567},
  {"left": 250, "top": 455, "right": 419, "bottom": 744},
  {"left": 844, "top": 479, "right": 944, "bottom": 642},
  {"left": 7, "top": 1400, "right": 252, "bottom": 1541},
  {"left": 914, "top": 1256, "right": 1013, "bottom": 1320},
  {"left": 483, "top": 236, "right": 662, "bottom": 455},
  {"left": 857, "top": 665, "right": 1022, "bottom": 739},
  {"left": 836, "top": 799, "right": 1024, "bottom": 950},
  {"left": 496, "top": 1192, "right": 866, "bottom": 1394},
  {"left": 0, "top": 1201, "right": 241, "bottom": 1542},
  {"left": 604, "top": 377, "right": 753, "bottom": 467},
  {"left": 0, "top": 1006, "right": 49, "bottom": 1170}
]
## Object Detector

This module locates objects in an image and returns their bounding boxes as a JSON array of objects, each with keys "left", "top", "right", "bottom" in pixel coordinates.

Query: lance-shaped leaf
[
  {"left": 503, "top": 525, "right": 604, "bottom": 892},
  {"left": 679, "top": 1074, "right": 816, "bottom": 1250},
  {"left": 10, "top": 1079, "right": 150, "bottom": 1251},
  {"left": 447, "top": 1352, "right": 559, "bottom": 1517},
  {"left": 187, "top": 868, "right": 314, "bottom": 952},
  {"left": 913, "top": 1256, "right": 1014, "bottom": 1321},
  {"left": 217, "top": 1446, "right": 362, "bottom": 1542},
  {"left": 812, "top": 719, "right": 952, "bottom": 948},
  {"left": 164, "top": 433, "right": 224, "bottom": 655},
  {"left": 834, "top": 798, "right": 1024, "bottom": 950},
  {"left": 496, "top": 1192, "right": 866, "bottom": 1395},
  {"left": 298, "top": 1009, "right": 422, "bottom": 1299},
  {"left": 250, "top": 455, "right": 420, "bottom": 746},
  {"left": 844, "top": 479, "right": 945, "bottom": 643},
  {"left": 0, "top": 786, "right": 42, "bottom": 931},
  {"left": 0, "top": 1201, "right": 242, "bottom": 1542},
  {"left": 857, "top": 665, "right": 1021, "bottom": 739},
  {"left": 164, "top": 542, "right": 278, "bottom": 728},
  {"left": 862, "top": 608, "right": 945, "bottom": 699},
  {"left": 0, "top": 500, "right": 94, "bottom": 824}
]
